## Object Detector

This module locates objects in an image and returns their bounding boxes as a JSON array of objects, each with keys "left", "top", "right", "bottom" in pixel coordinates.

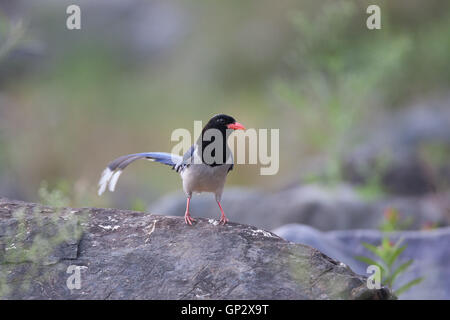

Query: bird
[{"left": 98, "top": 114, "right": 246, "bottom": 225}]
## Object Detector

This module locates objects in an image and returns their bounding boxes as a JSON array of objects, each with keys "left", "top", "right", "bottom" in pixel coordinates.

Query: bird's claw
[
  {"left": 184, "top": 213, "right": 196, "bottom": 225},
  {"left": 219, "top": 215, "right": 229, "bottom": 225}
]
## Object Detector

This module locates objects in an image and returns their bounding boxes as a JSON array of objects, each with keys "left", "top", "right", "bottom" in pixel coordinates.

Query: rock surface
[
  {"left": 273, "top": 224, "right": 450, "bottom": 299},
  {"left": 0, "top": 198, "right": 394, "bottom": 300}
]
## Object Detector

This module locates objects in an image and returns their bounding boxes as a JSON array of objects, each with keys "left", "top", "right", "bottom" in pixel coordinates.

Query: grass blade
[{"left": 394, "top": 277, "right": 424, "bottom": 296}]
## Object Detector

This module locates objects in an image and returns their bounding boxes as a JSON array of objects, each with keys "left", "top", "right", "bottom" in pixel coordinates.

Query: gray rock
[
  {"left": 342, "top": 98, "right": 450, "bottom": 196},
  {"left": 273, "top": 224, "right": 450, "bottom": 299},
  {"left": 0, "top": 198, "right": 393, "bottom": 300},
  {"left": 149, "top": 186, "right": 450, "bottom": 231}
]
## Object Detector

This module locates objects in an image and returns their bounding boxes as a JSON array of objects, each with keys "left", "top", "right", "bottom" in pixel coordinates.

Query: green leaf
[
  {"left": 362, "top": 242, "right": 381, "bottom": 258},
  {"left": 382, "top": 237, "right": 391, "bottom": 250},
  {"left": 389, "top": 260, "right": 413, "bottom": 286},
  {"left": 386, "top": 245, "right": 406, "bottom": 268},
  {"left": 355, "top": 256, "right": 387, "bottom": 276},
  {"left": 355, "top": 256, "right": 380, "bottom": 267},
  {"left": 393, "top": 237, "right": 405, "bottom": 248},
  {"left": 377, "top": 238, "right": 393, "bottom": 262},
  {"left": 394, "top": 277, "right": 424, "bottom": 296}
]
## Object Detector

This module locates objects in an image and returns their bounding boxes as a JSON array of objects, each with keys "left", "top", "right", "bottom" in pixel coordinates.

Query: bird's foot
[
  {"left": 219, "top": 215, "right": 229, "bottom": 225},
  {"left": 184, "top": 212, "right": 196, "bottom": 225}
]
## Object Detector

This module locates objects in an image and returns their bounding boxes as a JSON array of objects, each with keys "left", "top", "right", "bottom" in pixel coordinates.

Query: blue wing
[
  {"left": 98, "top": 151, "right": 183, "bottom": 195},
  {"left": 106, "top": 152, "right": 181, "bottom": 171},
  {"left": 174, "top": 145, "right": 195, "bottom": 172}
]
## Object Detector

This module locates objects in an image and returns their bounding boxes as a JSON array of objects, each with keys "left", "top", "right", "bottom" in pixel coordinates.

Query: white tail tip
[
  {"left": 109, "top": 170, "right": 122, "bottom": 192},
  {"left": 98, "top": 167, "right": 113, "bottom": 196}
]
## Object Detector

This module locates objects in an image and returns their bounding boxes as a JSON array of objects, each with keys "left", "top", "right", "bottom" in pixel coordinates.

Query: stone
[
  {"left": 273, "top": 224, "right": 450, "bottom": 299},
  {"left": 0, "top": 198, "right": 393, "bottom": 300}
]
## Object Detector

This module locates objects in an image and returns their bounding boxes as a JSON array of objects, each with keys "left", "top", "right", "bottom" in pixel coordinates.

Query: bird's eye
[{"left": 217, "top": 118, "right": 224, "bottom": 123}]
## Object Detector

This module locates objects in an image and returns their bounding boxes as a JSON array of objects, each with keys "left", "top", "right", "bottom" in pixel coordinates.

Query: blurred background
[{"left": 1, "top": 0, "right": 450, "bottom": 298}]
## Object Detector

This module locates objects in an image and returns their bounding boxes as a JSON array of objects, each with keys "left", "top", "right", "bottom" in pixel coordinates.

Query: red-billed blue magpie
[{"left": 98, "top": 114, "right": 245, "bottom": 225}]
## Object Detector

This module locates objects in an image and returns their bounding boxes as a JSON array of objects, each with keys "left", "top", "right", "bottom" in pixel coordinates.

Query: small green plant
[
  {"left": 356, "top": 237, "right": 423, "bottom": 296},
  {"left": 356, "top": 208, "right": 423, "bottom": 297}
]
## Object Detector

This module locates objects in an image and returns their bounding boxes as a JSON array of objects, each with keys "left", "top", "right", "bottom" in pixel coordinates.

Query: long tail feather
[{"left": 98, "top": 152, "right": 181, "bottom": 196}]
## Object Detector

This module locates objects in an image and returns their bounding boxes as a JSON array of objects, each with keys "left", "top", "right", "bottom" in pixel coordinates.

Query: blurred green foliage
[
  {"left": 38, "top": 180, "right": 70, "bottom": 207},
  {"left": 354, "top": 154, "right": 391, "bottom": 200},
  {"left": 275, "top": 0, "right": 450, "bottom": 187},
  {"left": 419, "top": 142, "right": 450, "bottom": 191},
  {"left": 0, "top": 12, "right": 24, "bottom": 61},
  {"left": 276, "top": 1, "right": 411, "bottom": 151},
  {"left": 131, "top": 198, "right": 147, "bottom": 212},
  {"left": 379, "top": 207, "right": 413, "bottom": 232}
]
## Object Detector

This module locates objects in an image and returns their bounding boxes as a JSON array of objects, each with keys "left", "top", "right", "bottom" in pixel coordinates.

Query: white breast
[
  {"left": 179, "top": 145, "right": 233, "bottom": 201},
  {"left": 180, "top": 163, "right": 231, "bottom": 199}
]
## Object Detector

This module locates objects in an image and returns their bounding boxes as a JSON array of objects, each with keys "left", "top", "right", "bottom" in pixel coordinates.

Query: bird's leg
[
  {"left": 216, "top": 200, "right": 229, "bottom": 225},
  {"left": 184, "top": 196, "right": 195, "bottom": 225}
]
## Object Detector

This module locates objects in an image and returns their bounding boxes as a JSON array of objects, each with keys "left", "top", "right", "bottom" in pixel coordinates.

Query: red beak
[{"left": 227, "top": 122, "right": 246, "bottom": 130}]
